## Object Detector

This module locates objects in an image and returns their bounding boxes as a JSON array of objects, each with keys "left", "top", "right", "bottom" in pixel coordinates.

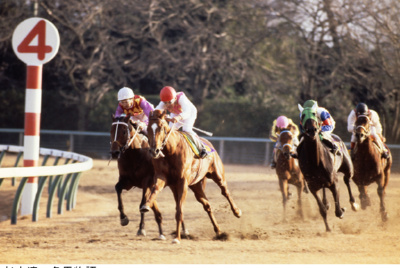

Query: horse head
[
  {"left": 110, "top": 114, "right": 133, "bottom": 159},
  {"left": 355, "top": 115, "right": 371, "bottom": 144},
  {"left": 279, "top": 130, "right": 295, "bottom": 160},
  {"left": 147, "top": 109, "right": 170, "bottom": 159},
  {"left": 299, "top": 103, "right": 319, "bottom": 139}
]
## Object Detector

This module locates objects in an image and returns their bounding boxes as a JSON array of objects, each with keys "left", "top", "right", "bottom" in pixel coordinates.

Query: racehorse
[
  {"left": 110, "top": 114, "right": 170, "bottom": 239},
  {"left": 275, "top": 130, "right": 308, "bottom": 221},
  {"left": 352, "top": 114, "right": 392, "bottom": 221},
  {"left": 297, "top": 103, "right": 359, "bottom": 232},
  {"left": 140, "top": 109, "right": 242, "bottom": 244}
]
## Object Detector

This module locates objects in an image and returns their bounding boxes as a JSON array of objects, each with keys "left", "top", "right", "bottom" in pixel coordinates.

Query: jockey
[
  {"left": 299, "top": 100, "right": 339, "bottom": 155},
  {"left": 347, "top": 103, "right": 390, "bottom": 159},
  {"left": 115, "top": 87, "right": 154, "bottom": 134},
  {"left": 155, "top": 86, "right": 207, "bottom": 158},
  {"left": 269, "top": 115, "right": 300, "bottom": 169}
]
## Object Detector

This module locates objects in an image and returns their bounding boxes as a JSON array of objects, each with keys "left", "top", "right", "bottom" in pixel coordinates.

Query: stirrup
[
  {"left": 199, "top": 149, "right": 208, "bottom": 159},
  {"left": 382, "top": 151, "right": 390, "bottom": 159}
]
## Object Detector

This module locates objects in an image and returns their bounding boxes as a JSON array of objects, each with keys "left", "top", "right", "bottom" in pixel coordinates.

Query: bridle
[
  {"left": 278, "top": 130, "right": 295, "bottom": 153},
  {"left": 149, "top": 118, "right": 175, "bottom": 158},
  {"left": 111, "top": 120, "right": 140, "bottom": 155},
  {"left": 355, "top": 115, "right": 371, "bottom": 136}
]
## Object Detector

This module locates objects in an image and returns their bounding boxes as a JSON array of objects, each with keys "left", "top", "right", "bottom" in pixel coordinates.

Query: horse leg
[
  {"left": 278, "top": 178, "right": 288, "bottom": 221},
  {"left": 357, "top": 185, "right": 370, "bottom": 210},
  {"left": 140, "top": 177, "right": 166, "bottom": 213},
  {"left": 139, "top": 186, "right": 165, "bottom": 240},
  {"left": 115, "top": 181, "right": 129, "bottom": 226},
  {"left": 322, "top": 187, "right": 330, "bottom": 211},
  {"left": 311, "top": 189, "right": 331, "bottom": 232},
  {"left": 343, "top": 174, "right": 359, "bottom": 211},
  {"left": 377, "top": 174, "right": 388, "bottom": 222},
  {"left": 189, "top": 181, "right": 222, "bottom": 238},
  {"left": 171, "top": 180, "right": 189, "bottom": 244},
  {"left": 209, "top": 170, "right": 242, "bottom": 218},
  {"left": 151, "top": 200, "right": 166, "bottom": 240},
  {"left": 328, "top": 182, "right": 346, "bottom": 219},
  {"left": 296, "top": 183, "right": 304, "bottom": 220}
]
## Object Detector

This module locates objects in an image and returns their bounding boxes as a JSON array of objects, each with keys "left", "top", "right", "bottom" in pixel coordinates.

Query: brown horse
[
  {"left": 140, "top": 109, "right": 242, "bottom": 244},
  {"left": 110, "top": 115, "right": 169, "bottom": 239},
  {"left": 275, "top": 130, "right": 308, "bottom": 220},
  {"left": 352, "top": 115, "right": 392, "bottom": 221},
  {"left": 297, "top": 105, "right": 359, "bottom": 232}
]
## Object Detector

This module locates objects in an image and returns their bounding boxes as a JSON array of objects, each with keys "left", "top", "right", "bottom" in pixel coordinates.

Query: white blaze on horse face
[{"left": 151, "top": 123, "right": 158, "bottom": 143}]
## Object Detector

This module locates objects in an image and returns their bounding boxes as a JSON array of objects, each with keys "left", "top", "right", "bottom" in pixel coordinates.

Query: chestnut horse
[
  {"left": 297, "top": 104, "right": 359, "bottom": 232},
  {"left": 140, "top": 109, "right": 242, "bottom": 244},
  {"left": 275, "top": 130, "right": 308, "bottom": 220},
  {"left": 110, "top": 115, "right": 169, "bottom": 239},
  {"left": 352, "top": 115, "right": 392, "bottom": 221}
]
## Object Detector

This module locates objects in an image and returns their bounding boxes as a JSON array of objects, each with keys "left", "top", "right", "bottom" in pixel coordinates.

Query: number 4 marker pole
[{"left": 12, "top": 18, "right": 59, "bottom": 217}]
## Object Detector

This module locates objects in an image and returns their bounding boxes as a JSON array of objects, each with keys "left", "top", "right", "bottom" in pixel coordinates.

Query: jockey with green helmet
[{"left": 298, "top": 100, "right": 340, "bottom": 155}]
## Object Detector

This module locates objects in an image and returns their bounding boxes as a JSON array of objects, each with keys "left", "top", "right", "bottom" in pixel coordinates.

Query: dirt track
[{"left": 1, "top": 159, "right": 400, "bottom": 264}]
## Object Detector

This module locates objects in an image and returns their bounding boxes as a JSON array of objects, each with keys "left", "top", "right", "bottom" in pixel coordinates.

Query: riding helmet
[
  {"left": 276, "top": 116, "right": 289, "bottom": 128},
  {"left": 160, "top": 86, "right": 177, "bottom": 102},
  {"left": 118, "top": 87, "right": 134, "bottom": 101},
  {"left": 303, "top": 100, "right": 318, "bottom": 108},
  {"left": 356, "top": 103, "right": 368, "bottom": 115}
]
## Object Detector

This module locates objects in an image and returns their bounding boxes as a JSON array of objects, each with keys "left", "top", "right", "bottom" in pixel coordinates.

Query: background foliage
[{"left": 1, "top": 0, "right": 399, "bottom": 142}]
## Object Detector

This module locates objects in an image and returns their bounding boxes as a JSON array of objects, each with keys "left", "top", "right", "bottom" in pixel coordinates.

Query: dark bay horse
[
  {"left": 110, "top": 115, "right": 167, "bottom": 239},
  {"left": 141, "top": 109, "right": 242, "bottom": 244},
  {"left": 275, "top": 130, "right": 308, "bottom": 220},
  {"left": 352, "top": 115, "right": 392, "bottom": 221},
  {"left": 297, "top": 104, "right": 359, "bottom": 232}
]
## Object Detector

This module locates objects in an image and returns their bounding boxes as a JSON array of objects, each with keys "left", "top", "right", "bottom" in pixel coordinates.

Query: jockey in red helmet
[{"left": 155, "top": 86, "right": 207, "bottom": 158}]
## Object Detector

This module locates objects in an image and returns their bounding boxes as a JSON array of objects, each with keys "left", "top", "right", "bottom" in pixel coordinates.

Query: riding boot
[
  {"left": 270, "top": 151, "right": 276, "bottom": 169},
  {"left": 270, "top": 160, "right": 276, "bottom": 169}
]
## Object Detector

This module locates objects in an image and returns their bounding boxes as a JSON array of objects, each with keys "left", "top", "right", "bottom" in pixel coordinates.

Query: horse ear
[
  {"left": 111, "top": 114, "right": 115, "bottom": 120},
  {"left": 150, "top": 110, "right": 153, "bottom": 117},
  {"left": 162, "top": 110, "right": 167, "bottom": 117},
  {"left": 298, "top": 104, "right": 304, "bottom": 113},
  {"left": 312, "top": 102, "right": 318, "bottom": 110}
]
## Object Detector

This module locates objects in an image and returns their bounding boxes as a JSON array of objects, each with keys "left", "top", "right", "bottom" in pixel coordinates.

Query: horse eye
[{"left": 312, "top": 113, "right": 316, "bottom": 116}]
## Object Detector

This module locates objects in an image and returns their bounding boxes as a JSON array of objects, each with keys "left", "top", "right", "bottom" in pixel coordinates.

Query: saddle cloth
[{"left": 180, "top": 131, "right": 215, "bottom": 157}]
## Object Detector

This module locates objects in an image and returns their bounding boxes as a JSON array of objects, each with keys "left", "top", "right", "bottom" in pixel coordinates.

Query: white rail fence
[{"left": 0, "top": 144, "right": 93, "bottom": 224}]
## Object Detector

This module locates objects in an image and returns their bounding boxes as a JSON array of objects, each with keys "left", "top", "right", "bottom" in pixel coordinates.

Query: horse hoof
[
  {"left": 137, "top": 229, "right": 146, "bottom": 236},
  {"left": 235, "top": 209, "right": 242, "bottom": 218},
  {"left": 159, "top": 234, "right": 166, "bottom": 241},
  {"left": 351, "top": 202, "right": 359, "bottom": 212},
  {"left": 183, "top": 229, "right": 190, "bottom": 236},
  {"left": 338, "top": 207, "right": 346, "bottom": 219},
  {"left": 172, "top": 238, "right": 181, "bottom": 244},
  {"left": 120, "top": 217, "right": 129, "bottom": 226},
  {"left": 140, "top": 205, "right": 150, "bottom": 213}
]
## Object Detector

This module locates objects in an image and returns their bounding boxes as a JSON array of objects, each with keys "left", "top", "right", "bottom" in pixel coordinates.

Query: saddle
[{"left": 180, "top": 131, "right": 215, "bottom": 158}]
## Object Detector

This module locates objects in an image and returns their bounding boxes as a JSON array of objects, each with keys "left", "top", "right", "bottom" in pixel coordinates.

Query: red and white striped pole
[
  {"left": 12, "top": 18, "right": 60, "bottom": 217},
  {"left": 20, "top": 65, "right": 43, "bottom": 215}
]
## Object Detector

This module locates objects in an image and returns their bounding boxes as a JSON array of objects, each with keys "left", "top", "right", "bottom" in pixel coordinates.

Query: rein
[
  {"left": 112, "top": 121, "right": 141, "bottom": 154},
  {"left": 355, "top": 115, "right": 370, "bottom": 136},
  {"left": 278, "top": 130, "right": 294, "bottom": 152},
  {"left": 157, "top": 122, "right": 175, "bottom": 154}
]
